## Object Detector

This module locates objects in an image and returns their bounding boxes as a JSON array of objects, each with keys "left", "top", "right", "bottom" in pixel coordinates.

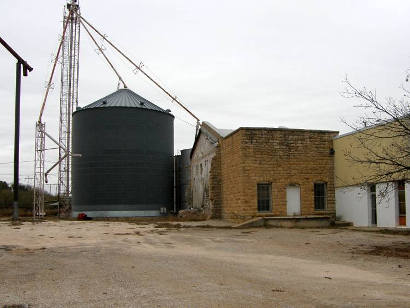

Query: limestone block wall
[
  {"left": 220, "top": 128, "right": 338, "bottom": 221},
  {"left": 220, "top": 131, "right": 244, "bottom": 220}
]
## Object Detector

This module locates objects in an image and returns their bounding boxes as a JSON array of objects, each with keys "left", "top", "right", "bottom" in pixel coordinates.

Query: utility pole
[{"left": 0, "top": 37, "right": 33, "bottom": 220}]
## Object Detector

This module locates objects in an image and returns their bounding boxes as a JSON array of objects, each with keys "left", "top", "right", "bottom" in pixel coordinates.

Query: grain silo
[{"left": 71, "top": 88, "right": 174, "bottom": 217}]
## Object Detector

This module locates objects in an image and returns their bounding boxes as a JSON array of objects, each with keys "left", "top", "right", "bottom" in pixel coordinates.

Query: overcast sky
[{"left": 1, "top": 0, "right": 410, "bottom": 187}]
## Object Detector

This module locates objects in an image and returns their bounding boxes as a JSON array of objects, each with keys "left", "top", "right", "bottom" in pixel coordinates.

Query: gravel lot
[{"left": 0, "top": 220, "right": 409, "bottom": 307}]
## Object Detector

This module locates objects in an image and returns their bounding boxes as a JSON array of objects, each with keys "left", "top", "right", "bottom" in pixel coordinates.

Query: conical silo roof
[{"left": 80, "top": 88, "right": 167, "bottom": 113}]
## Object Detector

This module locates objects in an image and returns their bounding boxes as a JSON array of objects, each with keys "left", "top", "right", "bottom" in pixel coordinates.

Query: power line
[
  {"left": 175, "top": 116, "right": 197, "bottom": 128},
  {"left": 0, "top": 160, "right": 54, "bottom": 165}
]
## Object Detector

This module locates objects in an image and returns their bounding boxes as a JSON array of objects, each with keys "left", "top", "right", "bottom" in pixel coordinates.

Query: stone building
[
  {"left": 190, "top": 123, "right": 338, "bottom": 221},
  {"left": 190, "top": 122, "right": 232, "bottom": 212}
]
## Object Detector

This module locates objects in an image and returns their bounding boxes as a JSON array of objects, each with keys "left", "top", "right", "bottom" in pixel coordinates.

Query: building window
[
  {"left": 370, "top": 184, "right": 377, "bottom": 225},
  {"left": 314, "top": 183, "right": 327, "bottom": 210},
  {"left": 398, "top": 180, "right": 406, "bottom": 225},
  {"left": 257, "top": 183, "right": 271, "bottom": 212}
]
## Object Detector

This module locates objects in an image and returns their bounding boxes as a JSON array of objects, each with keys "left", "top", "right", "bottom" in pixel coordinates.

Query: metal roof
[
  {"left": 190, "top": 122, "right": 234, "bottom": 159},
  {"left": 79, "top": 88, "right": 168, "bottom": 113},
  {"left": 202, "top": 121, "right": 234, "bottom": 137}
]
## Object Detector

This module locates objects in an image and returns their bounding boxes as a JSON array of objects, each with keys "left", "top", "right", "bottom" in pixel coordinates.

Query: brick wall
[{"left": 219, "top": 128, "right": 338, "bottom": 221}]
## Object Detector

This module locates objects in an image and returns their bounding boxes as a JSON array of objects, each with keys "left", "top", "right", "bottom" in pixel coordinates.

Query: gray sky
[{"left": 1, "top": 0, "right": 409, "bottom": 187}]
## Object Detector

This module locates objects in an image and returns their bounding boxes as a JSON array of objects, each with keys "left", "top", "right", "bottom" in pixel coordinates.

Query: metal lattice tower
[
  {"left": 33, "top": 0, "right": 200, "bottom": 218},
  {"left": 58, "top": 2, "right": 80, "bottom": 214},
  {"left": 33, "top": 122, "right": 45, "bottom": 217},
  {"left": 33, "top": 1, "right": 80, "bottom": 218}
]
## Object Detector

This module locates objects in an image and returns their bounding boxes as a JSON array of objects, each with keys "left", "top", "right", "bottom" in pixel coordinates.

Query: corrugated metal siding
[{"left": 72, "top": 107, "right": 174, "bottom": 215}]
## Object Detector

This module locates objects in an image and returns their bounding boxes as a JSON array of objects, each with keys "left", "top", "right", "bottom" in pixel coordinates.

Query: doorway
[
  {"left": 398, "top": 181, "right": 406, "bottom": 226},
  {"left": 370, "top": 185, "right": 377, "bottom": 226},
  {"left": 287, "top": 186, "right": 301, "bottom": 216}
]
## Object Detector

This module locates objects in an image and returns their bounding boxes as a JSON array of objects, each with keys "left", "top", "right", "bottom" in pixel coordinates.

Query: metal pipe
[
  {"left": 0, "top": 37, "right": 33, "bottom": 73},
  {"left": 173, "top": 155, "right": 176, "bottom": 213},
  {"left": 75, "top": 13, "right": 81, "bottom": 109},
  {"left": 0, "top": 37, "right": 33, "bottom": 220},
  {"left": 39, "top": 125, "right": 81, "bottom": 158},
  {"left": 38, "top": 10, "right": 72, "bottom": 123},
  {"left": 42, "top": 129, "right": 68, "bottom": 153},
  {"left": 78, "top": 14, "right": 201, "bottom": 123},
  {"left": 79, "top": 19, "right": 128, "bottom": 88},
  {"left": 13, "top": 62, "right": 22, "bottom": 220},
  {"left": 66, "top": 9, "right": 74, "bottom": 198},
  {"left": 45, "top": 153, "right": 69, "bottom": 183}
]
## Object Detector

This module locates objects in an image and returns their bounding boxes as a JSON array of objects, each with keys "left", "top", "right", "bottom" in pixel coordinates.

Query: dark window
[
  {"left": 370, "top": 184, "right": 377, "bottom": 225},
  {"left": 398, "top": 180, "right": 406, "bottom": 216},
  {"left": 314, "top": 183, "right": 327, "bottom": 210},
  {"left": 257, "top": 183, "right": 271, "bottom": 212}
]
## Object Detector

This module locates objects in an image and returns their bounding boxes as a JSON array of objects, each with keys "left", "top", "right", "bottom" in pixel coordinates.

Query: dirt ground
[{"left": 0, "top": 220, "right": 409, "bottom": 308}]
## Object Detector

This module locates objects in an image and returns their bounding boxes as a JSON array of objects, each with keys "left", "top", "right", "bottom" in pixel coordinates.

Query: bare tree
[{"left": 341, "top": 77, "right": 410, "bottom": 184}]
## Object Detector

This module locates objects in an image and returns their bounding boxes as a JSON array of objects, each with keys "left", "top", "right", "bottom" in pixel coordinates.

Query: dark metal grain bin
[{"left": 71, "top": 88, "right": 174, "bottom": 217}]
